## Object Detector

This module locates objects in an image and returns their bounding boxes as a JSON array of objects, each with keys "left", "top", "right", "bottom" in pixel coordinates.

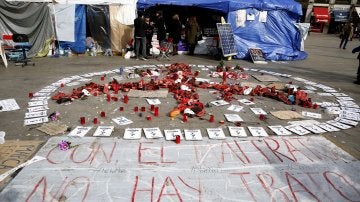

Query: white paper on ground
[
  {"left": 324, "top": 107, "right": 341, "bottom": 115},
  {"left": 28, "top": 100, "right": 48, "bottom": 107},
  {"left": 334, "top": 118, "right": 358, "bottom": 126},
  {"left": 123, "top": 128, "right": 142, "bottom": 139},
  {"left": 146, "top": 98, "right": 161, "bottom": 105},
  {"left": 30, "top": 97, "right": 49, "bottom": 101},
  {"left": 250, "top": 108, "right": 268, "bottom": 115},
  {"left": 268, "top": 125, "right": 292, "bottom": 136},
  {"left": 224, "top": 114, "right": 243, "bottom": 122},
  {"left": 248, "top": 126, "right": 268, "bottom": 137},
  {"left": 316, "top": 123, "right": 340, "bottom": 132},
  {"left": 288, "top": 119, "right": 320, "bottom": 126},
  {"left": 301, "top": 111, "right": 322, "bottom": 119},
  {"left": 332, "top": 93, "right": 348, "bottom": 97},
  {"left": 24, "top": 117, "right": 49, "bottom": 126},
  {"left": 321, "top": 102, "right": 339, "bottom": 108},
  {"left": 339, "top": 111, "right": 360, "bottom": 121},
  {"left": 228, "top": 126, "right": 247, "bottom": 137},
  {"left": 302, "top": 125, "right": 327, "bottom": 134},
  {"left": 238, "top": 98, "right": 255, "bottom": 105},
  {"left": 285, "top": 125, "right": 310, "bottom": 136},
  {"left": 93, "top": 126, "right": 114, "bottom": 137},
  {"left": 67, "top": 126, "right": 92, "bottom": 137},
  {"left": 206, "top": 128, "right": 226, "bottom": 139},
  {"left": 143, "top": 127, "right": 163, "bottom": 139},
  {"left": 66, "top": 82, "right": 81, "bottom": 87},
  {"left": 341, "top": 107, "right": 360, "bottom": 113},
  {"left": 327, "top": 121, "right": 352, "bottom": 129},
  {"left": 317, "top": 93, "right": 333, "bottom": 96},
  {"left": 184, "top": 129, "right": 202, "bottom": 141},
  {"left": 195, "top": 78, "right": 210, "bottom": 83},
  {"left": 28, "top": 106, "right": 48, "bottom": 112},
  {"left": 337, "top": 97, "right": 354, "bottom": 101},
  {"left": 304, "top": 86, "right": 317, "bottom": 90},
  {"left": 24, "top": 111, "right": 47, "bottom": 119},
  {"left": 34, "top": 92, "right": 51, "bottom": 97},
  {"left": 112, "top": 116, "right": 133, "bottom": 125},
  {"left": 210, "top": 100, "right": 230, "bottom": 106},
  {"left": 227, "top": 105, "right": 244, "bottom": 112},
  {"left": 0, "top": 99, "right": 20, "bottom": 112},
  {"left": 164, "top": 129, "right": 183, "bottom": 140}
]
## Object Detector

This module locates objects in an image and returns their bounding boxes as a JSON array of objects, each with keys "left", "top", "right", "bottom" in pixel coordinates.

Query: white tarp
[
  {"left": 356, "top": 7, "right": 360, "bottom": 18},
  {"left": 0, "top": 136, "right": 359, "bottom": 201},
  {"left": 54, "top": 4, "right": 75, "bottom": 42}
]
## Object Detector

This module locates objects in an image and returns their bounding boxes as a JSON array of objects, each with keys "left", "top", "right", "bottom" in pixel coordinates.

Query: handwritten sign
[
  {"left": 68, "top": 126, "right": 92, "bottom": 137},
  {"left": 228, "top": 126, "right": 247, "bottom": 137},
  {"left": 123, "top": 128, "right": 142, "bottom": 139},
  {"left": 93, "top": 126, "right": 114, "bottom": 137},
  {"left": 0, "top": 99, "right": 20, "bottom": 112},
  {"left": 143, "top": 127, "right": 163, "bottom": 139},
  {"left": 184, "top": 129, "right": 202, "bottom": 141},
  {"left": 164, "top": 129, "right": 183, "bottom": 140},
  {"left": 206, "top": 128, "right": 226, "bottom": 139}
]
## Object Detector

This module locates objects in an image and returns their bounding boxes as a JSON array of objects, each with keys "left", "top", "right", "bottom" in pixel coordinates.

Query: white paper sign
[
  {"left": 112, "top": 116, "right": 133, "bottom": 125},
  {"left": 123, "top": 128, "right": 142, "bottom": 139},
  {"left": 93, "top": 126, "right": 114, "bottom": 137},
  {"left": 0, "top": 99, "right": 20, "bottom": 112},
  {"left": 250, "top": 108, "right": 267, "bottom": 115},
  {"left": 206, "top": 128, "right": 226, "bottom": 139},
  {"left": 304, "top": 86, "right": 317, "bottom": 90},
  {"left": 227, "top": 105, "right": 244, "bottom": 112},
  {"left": 335, "top": 118, "right": 358, "bottom": 126},
  {"left": 68, "top": 126, "right": 92, "bottom": 137},
  {"left": 143, "top": 127, "right": 163, "bottom": 139},
  {"left": 30, "top": 96, "right": 49, "bottom": 101},
  {"left": 184, "top": 129, "right": 202, "bottom": 141},
  {"left": 24, "top": 111, "right": 47, "bottom": 119},
  {"left": 317, "top": 93, "right": 333, "bottom": 97},
  {"left": 341, "top": 107, "right": 360, "bottom": 113},
  {"left": 236, "top": 9, "right": 246, "bottom": 27},
  {"left": 164, "top": 129, "right": 183, "bottom": 141},
  {"left": 34, "top": 92, "right": 51, "bottom": 97},
  {"left": 28, "top": 106, "right": 48, "bottom": 112},
  {"left": 224, "top": 114, "right": 243, "bottom": 122},
  {"left": 28, "top": 100, "right": 48, "bottom": 107},
  {"left": 332, "top": 93, "right": 348, "bottom": 97},
  {"left": 66, "top": 81, "right": 81, "bottom": 87},
  {"left": 259, "top": 11, "right": 267, "bottom": 22},
  {"left": 339, "top": 111, "right": 360, "bottom": 121},
  {"left": 210, "top": 100, "right": 229, "bottom": 106},
  {"left": 24, "top": 117, "right": 49, "bottom": 126},
  {"left": 302, "top": 125, "right": 327, "bottom": 134},
  {"left": 301, "top": 111, "right": 322, "bottom": 119},
  {"left": 321, "top": 102, "right": 339, "bottom": 108},
  {"left": 316, "top": 123, "right": 340, "bottom": 132},
  {"left": 285, "top": 125, "right": 310, "bottom": 136},
  {"left": 327, "top": 121, "right": 352, "bottom": 129},
  {"left": 146, "top": 98, "right": 161, "bottom": 105},
  {"left": 238, "top": 99, "right": 255, "bottom": 105},
  {"left": 228, "top": 126, "right": 247, "bottom": 137},
  {"left": 337, "top": 97, "right": 354, "bottom": 101},
  {"left": 247, "top": 13, "right": 255, "bottom": 21},
  {"left": 268, "top": 125, "right": 292, "bottom": 136},
  {"left": 248, "top": 126, "right": 268, "bottom": 137}
]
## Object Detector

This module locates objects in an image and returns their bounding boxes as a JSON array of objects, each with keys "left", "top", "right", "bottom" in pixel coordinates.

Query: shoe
[
  {"left": 343, "top": 47, "right": 346, "bottom": 49},
  {"left": 353, "top": 80, "right": 360, "bottom": 84},
  {"left": 136, "top": 58, "right": 139, "bottom": 60},
  {"left": 140, "top": 57, "right": 147, "bottom": 61}
]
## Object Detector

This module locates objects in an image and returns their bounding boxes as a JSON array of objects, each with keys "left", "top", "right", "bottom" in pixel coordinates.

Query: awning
[
  {"left": 356, "top": 7, "right": 360, "bottom": 18},
  {"left": 313, "top": 7, "right": 329, "bottom": 23},
  {"left": 333, "top": 10, "right": 349, "bottom": 22}
]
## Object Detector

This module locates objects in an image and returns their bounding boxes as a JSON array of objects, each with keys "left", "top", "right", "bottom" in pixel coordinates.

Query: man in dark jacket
[
  {"left": 134, "top": 12, "right": 147, "bottom": 60},
  {"left": 352, "top": 45, "right": 360, "bottom": 84},
  {"left": 154, "top": 11, "right": 166, "bottom": 47}
]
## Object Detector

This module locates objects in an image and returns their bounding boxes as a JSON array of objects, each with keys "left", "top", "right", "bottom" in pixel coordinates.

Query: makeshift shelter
[{"left": 137, "top": 0, "right": 307, "bottom": 61}]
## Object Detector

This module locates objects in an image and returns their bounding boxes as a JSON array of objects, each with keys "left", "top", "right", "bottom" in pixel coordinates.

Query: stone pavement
[{"left": 0, "top": 33, "right": 359, "bottom": 200}]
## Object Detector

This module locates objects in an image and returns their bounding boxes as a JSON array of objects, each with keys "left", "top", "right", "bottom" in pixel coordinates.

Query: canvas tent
[{"left": 138, "top": 0, "right": 307, "bottom": 61}]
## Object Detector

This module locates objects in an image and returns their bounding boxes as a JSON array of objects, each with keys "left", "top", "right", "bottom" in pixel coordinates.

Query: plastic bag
[{"left": 124, "top": 51, "right": 131, "bottom": 59}]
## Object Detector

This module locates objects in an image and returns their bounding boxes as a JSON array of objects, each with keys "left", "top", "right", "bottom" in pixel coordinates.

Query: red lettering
[
  {"left": 231, "top": 172, "right": 257, "bottom": 201},
  {"left": 132, "top": 176, "right": 154, "bottom": 202},
  {"left": 264, "top": 138, "right": 296, "bottom": 162},
  {"left": 50, "top": 177, "right": 69, "bottom": 202},
  {"left": 233, "top": 140, "right": 251, "bottom": 163},
  {"left": 256, "top": 173, "right": 290, "bottom": 202},
  {"left": 46, "top": 146, "right": 62, "bottom": 164},
  {"left": 324, "top": 171, "right": 360, "bottom": 201},
  {"left": 193, "top": 143, "right": 213, "bottom": 164},
  {"left": 90, "top": 142, "right": 117, "bottom": 164},
  {"left": 178, "top": 176, "right": 202, "bottom": 202},
  {"left": 304, "top": 172, "right": 334, "bottom": 202},
  {"left": 285, "top": 172, "right": 320, "bottom": 202},
  {"left": 251, "top": 140, "right": 271, "bottom": 163},
  {"left": 220, "top": 141, "right": 246, "bottom": 164},
  {"left": 58, "top": 177, "right": 90, "bottom": 202},
  {"left": 157, "top": 176, "right": 183, "bottom": 202},
  {"left": 70, "top": 145, "right": 93, "bottom": 164},
  {"left": 161, "top": 143, "right": 176, "bottom": 164},
  {"left": 138, "top": 143, "right": 157, "bottom": 164},
  {"left": 283, "top": 138, "right": 313, "bottom": 162},
  {"left": 295, "top": 138, "right": 323, "bottom": 160},
  {"left": 25, "top": 176, "right": 47, "bottom": 202}
]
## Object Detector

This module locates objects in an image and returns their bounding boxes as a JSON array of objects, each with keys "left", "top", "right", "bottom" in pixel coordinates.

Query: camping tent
[{"left": 137, "top": 0, "right": 307, "bottom": 61}]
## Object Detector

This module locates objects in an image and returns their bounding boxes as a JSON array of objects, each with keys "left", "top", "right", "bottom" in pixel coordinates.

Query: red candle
[
  {"left": 100, "top": 111, "right": 105, "bottom": 117},
  {"left": 119, "top": 106, "right": 124, "bottom": 111},
  {"left": 60, "top": 83, "right": 64, "bottom": 87},
  {"left": 101, "top": 76, "right": 104, "bottom": 81},
  {"left": 93, "top": 92, "right": 98, "bottom": 96},
  {"left": 209, "top": 115, "right": 214, "bottom": 123},
  {"left": 134, "top": 106, "right": 139, "bottom": 112},
  {"left": 175, "top": 135, "right": 180, "bottom": 144},
  {"left": 250, "top": 97, "right": 254, "bottom": 102},
  {"left": 259, "top": 114, "right": 265, "bottom": 121},
  {"left": 147, "top": 116, "right": 152, "bottom": 121},
  {"left": 93, "top": 118, "right": 98, "bottom": 124},
  {"left": 80, "top": 117, "right": 85, "bottom": 125},
  {"left": 28, "top": 92, "right": 34, "bottom": 98},
  {"left": 106, "top": 94, "right": 111, "bottom": 102},
  {"left": 183, "top": 114, "right": 187, "bottom": 122},
  {"left": 151, "top": 105, "right": 155, "bottom": 111},
  {"left": 123, "top": 95, "right": 128, "bottom": 104},
  {"left": 154, "top": 107, "right": 159, "bottom": 116},
  {"left": 313, "top": 103, "right": 318, "bottom": 109},
  {"left": 141, "top": 106, "right": 146, "bottom": 112},
  {"left": 113, "top": 97, "right": 118, "bottom": 102}
]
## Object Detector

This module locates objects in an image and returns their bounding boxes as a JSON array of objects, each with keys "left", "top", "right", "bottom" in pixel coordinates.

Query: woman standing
[
  {"left": 186, "top": 16, "right": 200, "bottom": 55},
  {"left": 168, "top": 14, "right": 182, "bottom": 55}
]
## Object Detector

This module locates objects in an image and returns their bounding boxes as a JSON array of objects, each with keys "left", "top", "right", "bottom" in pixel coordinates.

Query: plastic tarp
[
  {"left": 0, "top": 1, "right": 53, "bottom": 57},
  {"left": 109, "top": 5, "right": 134, "bottom": 52},
  {"left": 137, "top": 0, "right": 306, "bottom": 61},
  {"left": 60, "top": 5, "right": 86, "bottom": 53},
  {"left": 87, "top": 5, "right": 111, "bottom": 50},
  {"left": 54, "top": 4, "right": 75, "bottom": 42}
]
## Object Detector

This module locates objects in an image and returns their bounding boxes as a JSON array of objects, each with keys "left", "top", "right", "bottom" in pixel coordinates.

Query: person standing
[
  {"left": 352, "top": 45, "right": 360, "bottom": 84},
  {"left": 186, "top": 16, "right": 200, "bottom": 55},
  {"left": 154, "top": 11, "right": 166, "bottom": 47},
  {"left": 339, "top": 23, "right": 351, "bottom": 49},
  {"left": 144, "top": 15, "right": 154, "bottom": 56},
  {"left": 134, "top": 12, "right": 147, "bottom": 60},
  {"left": 168, "top": 14, "right": 182, "bottom": 55}
]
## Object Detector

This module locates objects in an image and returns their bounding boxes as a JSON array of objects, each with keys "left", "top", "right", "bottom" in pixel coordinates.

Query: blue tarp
[
  {"left": 137, "top": 0, "right": 307, "bottom": 61},
  {"left": 60, "top": 5, "right": 86, "bottom": 53}
]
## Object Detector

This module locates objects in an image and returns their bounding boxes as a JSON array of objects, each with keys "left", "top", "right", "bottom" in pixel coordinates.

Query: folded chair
[
  {"left": 157, "top": 37, "right": 173, "bottom": 61},
  {"left": 12, "top": 34, "right": 35, "bottom": 67}
]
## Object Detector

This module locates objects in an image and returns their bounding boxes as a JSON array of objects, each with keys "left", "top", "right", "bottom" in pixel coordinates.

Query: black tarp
[{"left": 86, "top": 5, "right": 111, "bottom": 50}]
